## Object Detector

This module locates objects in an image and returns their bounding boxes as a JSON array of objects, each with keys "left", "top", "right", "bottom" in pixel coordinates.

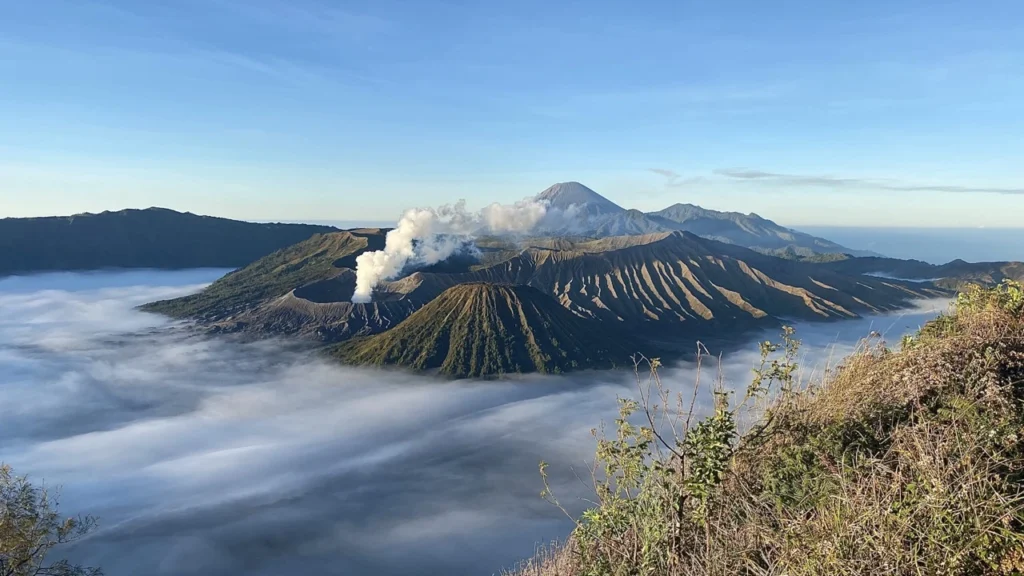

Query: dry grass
[
  {"left": 501, "top": 542, "right": 579, "bottom": 576},
  {"left": 506, "top": 282, "right": 1024, "bottom": 576}
]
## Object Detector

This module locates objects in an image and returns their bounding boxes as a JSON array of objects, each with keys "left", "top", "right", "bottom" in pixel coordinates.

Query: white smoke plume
[{"left": 352, "top": 198, "right": 562, "bottom": 303}]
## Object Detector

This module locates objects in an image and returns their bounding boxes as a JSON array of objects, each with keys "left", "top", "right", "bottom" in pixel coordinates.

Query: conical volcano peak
[
  {"left": 332, "top": 281, "right": 632, "bottom": 378},
  {"left": 536, "top": 182, "right": 625, "bottom": 212}
]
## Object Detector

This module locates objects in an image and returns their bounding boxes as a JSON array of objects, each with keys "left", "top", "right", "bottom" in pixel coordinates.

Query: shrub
[
  {"left": 0, "top": 465, "right": 101, "bottom": 576},
  {"left": 508, "top": 281, "right": 1024, "bottom": 576}
]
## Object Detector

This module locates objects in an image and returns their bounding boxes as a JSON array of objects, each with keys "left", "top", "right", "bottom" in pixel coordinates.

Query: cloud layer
[
  {"left": 0, "top": 270, "right": 948, "bottom": 575},
  {"left": 714, "top": 168, "right": 1024, "bottom": 196}
]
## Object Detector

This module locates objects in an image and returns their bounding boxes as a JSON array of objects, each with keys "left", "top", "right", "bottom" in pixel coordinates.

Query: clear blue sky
[{"left": 2, "top": 0, "right": 1023, "bottom": 227}]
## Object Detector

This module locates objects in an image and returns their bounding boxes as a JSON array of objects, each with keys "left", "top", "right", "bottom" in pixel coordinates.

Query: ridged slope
[
  {"left": 147, "top": 230, "right": 947, "bottom": 348},
  {"left": 396, "top": 232, "right": 944, "bottom": 326},
  {"left": 333, "top": 283, "right": 633, "bottom": 378}
]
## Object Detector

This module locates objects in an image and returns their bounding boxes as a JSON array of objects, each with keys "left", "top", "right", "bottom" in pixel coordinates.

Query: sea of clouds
[{"left": 0, "top": 270, "right": 949, "bottom": 576}]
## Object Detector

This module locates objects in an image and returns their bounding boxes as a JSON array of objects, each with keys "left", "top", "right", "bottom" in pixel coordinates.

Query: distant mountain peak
[
  {"left": 646, "top": 202, "right": 876, "bottom": 257},
  {"left": 536, "top": 182, "right": 625, "bottom": 213}
]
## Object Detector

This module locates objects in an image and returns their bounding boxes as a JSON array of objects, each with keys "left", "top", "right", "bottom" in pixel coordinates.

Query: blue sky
[{"left": 2, "top": 0, "right": 1023, "bottom": 226}]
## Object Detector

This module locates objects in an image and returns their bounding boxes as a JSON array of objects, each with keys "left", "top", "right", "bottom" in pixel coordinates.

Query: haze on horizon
[{"left": 2, "top": 0, "right": 1023, "bottom": 227}]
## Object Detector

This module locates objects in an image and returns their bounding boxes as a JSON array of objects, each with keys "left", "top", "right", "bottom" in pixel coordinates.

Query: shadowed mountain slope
[
  {"left": 332, "top": 283, "right": 635, "bottom": 378},
  {"left": 815, "top": 256, "right": 1024, "bottom": 288},
  {"left": 0, "top": 208, "right": 337, "bottom": 276}
]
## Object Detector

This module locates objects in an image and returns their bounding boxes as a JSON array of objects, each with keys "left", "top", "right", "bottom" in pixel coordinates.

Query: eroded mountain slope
[
  {"left": 333, "top": 283, "right": 635, "bottom": 377},
  {"left": 394, "top": 232, "right": 943, "bottom": 326},
  {"left": 187, "top": 231, "right": 944, "bottom": 344}
]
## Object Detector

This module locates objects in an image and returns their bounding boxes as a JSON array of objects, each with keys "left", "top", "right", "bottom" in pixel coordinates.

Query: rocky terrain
[{"left": 143, "top": 227, "right": 948, "bottom": 376}]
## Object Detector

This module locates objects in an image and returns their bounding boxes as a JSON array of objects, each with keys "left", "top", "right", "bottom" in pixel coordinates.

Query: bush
[
  {"left": 0, "top": 465, "right": 101, "bottom": 576},
  {"left": 508, "top": 282, "right": 1024, "bottom": 576}
]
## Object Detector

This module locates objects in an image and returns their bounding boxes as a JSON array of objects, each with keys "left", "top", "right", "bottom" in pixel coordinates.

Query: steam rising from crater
[{"left": 352, "top": 198, "right": 579, "bottom": 303}]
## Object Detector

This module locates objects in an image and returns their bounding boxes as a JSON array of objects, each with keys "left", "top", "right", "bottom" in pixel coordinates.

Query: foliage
[
  {"left": 0, "top": 465, "right": 101, "bottom": 576},
  {"left": 956, "top": 280, "right": 1024, "bottom": 316},
  {"left": 509, "top": 281, "right": 1024, "bottom": 576},
  {"left": 758, "top": 246, "right": 852, "bottom": 263},
  {"left": 533, "top": 332, "right": 799, "bottom": 575}
]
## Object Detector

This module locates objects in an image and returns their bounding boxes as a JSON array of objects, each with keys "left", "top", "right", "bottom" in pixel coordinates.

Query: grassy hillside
[
  {"left": 508, "top": 281, "right": 1024, "bottom": 576},
  {"left": 0, "top": 208, "right": 337, "bottom": 275},
  {"left": 333, "top": 283, "right": 636, "bottom": 378},
  {"left": 141, "top": 230, "right": 383, "bottom": 319}
]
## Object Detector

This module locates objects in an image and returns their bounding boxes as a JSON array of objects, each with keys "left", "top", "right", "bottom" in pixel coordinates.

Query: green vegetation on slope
[
  {"left": 757, "top": 246, "right": 853, "bottom": 262},
  {"left": 0, "top": 207, "right": 337, "bottom": 276},
  {"left": 141, "top": 230, "right": 383, "bottom": 319},
  {"left": 509, "top": 281, "right": 1024, "bottom": 576},
  {"left": 332, "top": 283, "right": 636, "bottom": 378}
]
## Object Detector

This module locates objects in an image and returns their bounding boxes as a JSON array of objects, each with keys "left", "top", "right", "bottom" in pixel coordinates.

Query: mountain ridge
[
  {"left": 147, "top": 229, "right": 949, "bottom": 356},
  {"left": 0, "top": 207, "right": 338, "bottom": 276},
  {"left": 532, "top": 182, "right": 875, "bottom": 256},
  {"left": 395, "top": 230, "right": 942, "bottom": 325},
  {"left": 816, "top": 256, "right": 1024, "bottom": 288}
]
